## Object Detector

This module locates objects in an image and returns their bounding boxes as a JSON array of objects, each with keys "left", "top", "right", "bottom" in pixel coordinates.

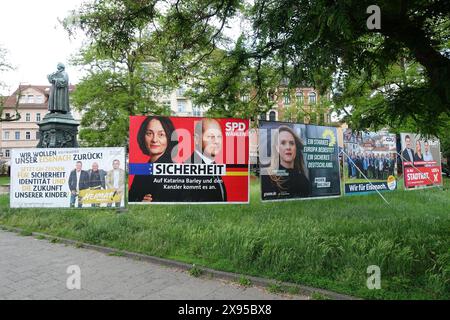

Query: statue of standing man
[{"left": 47, "top": 63, "right": 70, "bottom": 113}]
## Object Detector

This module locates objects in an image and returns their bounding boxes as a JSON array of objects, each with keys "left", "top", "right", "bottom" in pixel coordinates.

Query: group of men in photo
[
  {"left": 68, "top": 159, "right": 125, "bottom": 208},
  {"left": 347, "top": 151, "right": 396, "bottom": 180}
]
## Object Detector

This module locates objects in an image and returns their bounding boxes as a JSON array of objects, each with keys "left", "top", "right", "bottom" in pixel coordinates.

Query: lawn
[
  {"left": 0, "top": 176, "right": 10, "bottom": 185},
  {"left": 0, "top": 177, "right": 448, "bottom": 300}
]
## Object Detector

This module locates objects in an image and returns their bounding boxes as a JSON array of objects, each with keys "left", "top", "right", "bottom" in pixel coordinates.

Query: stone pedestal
[{"left": 37, "top": 112, "right": 79, "bottom": 148}]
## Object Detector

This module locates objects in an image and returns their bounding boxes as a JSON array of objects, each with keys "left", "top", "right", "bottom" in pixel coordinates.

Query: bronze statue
[
  {"left": 47, "top": 63, "right": 70, "bottom": 113},
  {"left": 37, "top": 62, "right": 79, "bottom": 148}
]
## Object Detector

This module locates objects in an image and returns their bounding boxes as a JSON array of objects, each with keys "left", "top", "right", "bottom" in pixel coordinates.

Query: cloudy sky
[
  {"left": 0, "top": 0, "right": 245, "bottom": 96},
  {"left": 0, "top": 0, "right": 85, "bottom": 95}
]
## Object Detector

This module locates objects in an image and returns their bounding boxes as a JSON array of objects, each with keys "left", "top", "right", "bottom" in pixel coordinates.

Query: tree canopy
[
  {"left": 63, "top": 3, "right": 174, "bottom": 147},
  {"left": 65, "top": 0, "right": 450, "bottom": 137}
]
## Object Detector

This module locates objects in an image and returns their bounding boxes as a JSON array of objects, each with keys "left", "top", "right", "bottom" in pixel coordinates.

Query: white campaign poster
[{"left": 10, "top": 147, "right": 126, "bottom": 208}]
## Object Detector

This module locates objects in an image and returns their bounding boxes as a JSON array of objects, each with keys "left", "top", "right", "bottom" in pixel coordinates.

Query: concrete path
[{"left": 0, "top": 230, "right": 308, "bottom": 300}]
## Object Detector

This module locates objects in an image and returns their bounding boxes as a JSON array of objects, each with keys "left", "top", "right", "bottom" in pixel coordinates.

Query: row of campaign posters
[{"left": 9, "top": 117, "right": 443, "bottom": 208}]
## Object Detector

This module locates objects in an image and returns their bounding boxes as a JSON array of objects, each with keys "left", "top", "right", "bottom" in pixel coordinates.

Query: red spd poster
[
  {"left": 400, "top": 133, "right": 442, "bottom": 189},
  {"left": 128, "top": 116, "right": 249, "bottom": 203}
]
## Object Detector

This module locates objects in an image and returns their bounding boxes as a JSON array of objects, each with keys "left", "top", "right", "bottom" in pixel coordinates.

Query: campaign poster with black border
[
  {"left": 10, "top": 147, "right": 126, "bottom": 208},
  {"left": 128, "top": 116, "right": 249, "bottom": 204},
  {"left": 400, "top": 133, "right": 442, "bottom": 189},
  {"left": 343, "top": 129, "right": 397, "bottom": 195},
  {"left": 259, "top": 120, "right": 341, "bottom": 201}
]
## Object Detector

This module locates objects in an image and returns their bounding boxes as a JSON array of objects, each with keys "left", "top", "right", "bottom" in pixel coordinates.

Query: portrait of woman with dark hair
[
  {"left": 261, "top": 125, "right": 311, "bottom": 199},
  {"left": 128, "top": 116, "right": 180, "bottom": 202}
]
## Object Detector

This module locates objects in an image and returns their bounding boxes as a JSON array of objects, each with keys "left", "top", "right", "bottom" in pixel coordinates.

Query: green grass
[
  {"left": 188, "top": 264, "right": 203, "bottom": 277},
  {"left": 311, "top": 292, "right": 330, "bottom": 300},
  {"left": 18, "top": 229, "right": 32, "bottom": 236},
  {"left": 0, "top": 176, "right": 10, "bottom": 185},
  {"left": 237, "top": 276, "right": 252, "bottom": 287},
  {"left": 0, "top": 178, "right": 449, "bottom": 300},
  {"left": 108, "top": 251, "right": 125, "bottom": 257}
]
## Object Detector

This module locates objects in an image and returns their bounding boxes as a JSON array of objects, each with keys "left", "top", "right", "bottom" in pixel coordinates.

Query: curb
[{"left": 0, "top": 225, "right": 360, "bottom": 300}]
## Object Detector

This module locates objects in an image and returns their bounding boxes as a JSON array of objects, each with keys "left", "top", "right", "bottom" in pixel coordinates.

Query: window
[
  {"left": 15, "top": 131, "right": 20, "bottom": 140},
  {"left": 19, "top": 95, "right": 27, "bottom": 103},
  {"left": 35, "top": 95, "right": 44, "bottom": 104},
  {"left": 5, "top": 113, "right": 10, "bottom": 119},
  {"left": 26, "top": 132, "right": 31, "bottom": 140},
  {"left": 269, "top": 111, "right": 276, "bottom": 121},
  {"left": 177, "top": 86, "right": 186, "bottom": 97},
  {"left": 281, "top": 77, "right": 289, "bottom": 86},
  {"left": 5, "top": 150, "right": 10, "bottom": 158},
  {"left": 36, "top": 113, "right": 41, "bottom": 122},
  {"left": 36, "top": 131, "right": 40, "bottom": 140},
  {"left": 308, "top": 92, "right": 317, "bottom": 104},
  {"left": 284, "top": 92, "right": 290, "bottom": 105},
  {"left": 26, "top": 113, "right": 31, "bottom": 121},
  {"left": 177, "top": 101, "right": 186, "bottom": 113},
  {"left": 27, "top": 95, "right": 34, "bottom": 103},
  {"left": 241, "top": 94, "right": 249, "bottom": 102},
  {"left": 4, "top": 131, "right": 9, "bottom": 140},
  {"left": 192, "top": 105, "right": 202, "bottom": 117},
  {"left": 296, "top": 91, "right": 304, "bottom": 104},
  {"left": 259, "top": 113, "right": 266, "bottom": 121}
]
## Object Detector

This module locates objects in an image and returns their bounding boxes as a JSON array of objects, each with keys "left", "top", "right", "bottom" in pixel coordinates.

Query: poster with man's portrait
[
  {"left": 400, "top": 133, "right": 442, "bottom": 189},
  {"left": 343, "top": 129, "right": 398, "bottom": 195},
  {"left": 128, "top": 116, "right": 249, "bottom": 204},
  {"left": 10, "top": 147, "right": 126, "bottom": 208},
  {"left": 259, "top": 121, "right": 341, "bottom": 201}
]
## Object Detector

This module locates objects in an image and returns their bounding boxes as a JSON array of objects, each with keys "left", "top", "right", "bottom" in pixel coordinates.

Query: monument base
[{"left": 37, "top": 112, "right": 80, "bottom": 148}]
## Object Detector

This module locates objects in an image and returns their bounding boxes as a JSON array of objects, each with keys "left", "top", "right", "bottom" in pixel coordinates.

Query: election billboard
[
  {"left": 10, "top": 147, "right": 126, "bottom": 208},
  {"left": 400, "top": 133, "right": 442, "bottom": 189},
  {"left": 259, "top": 121, "right": 341, "bottom": 201},
  {"left": 343, "top": 129, "right": 397, "bottom": 194},
  {"left": 128, "top": 116, "right": 249, "bottom": 203}
]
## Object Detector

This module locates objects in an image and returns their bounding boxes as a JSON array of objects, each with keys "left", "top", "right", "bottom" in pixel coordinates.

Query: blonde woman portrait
[{"left": 261, "top": 125, "right": 311, "bottom": 199}]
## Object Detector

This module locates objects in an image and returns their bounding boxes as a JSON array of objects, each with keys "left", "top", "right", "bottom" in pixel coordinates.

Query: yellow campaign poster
[
  {"left": 10, "top": 147, "right": 126, "bottom": 208},
  {"left": 78, "top": 189, "right": 122, "bottom": 204}
]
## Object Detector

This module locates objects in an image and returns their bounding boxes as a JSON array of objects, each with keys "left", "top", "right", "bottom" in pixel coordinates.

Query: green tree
[
  {"left": 69, "top": 0, "right": 450, "bottom": 135},
  {"left": 63, "top": 1, "right": 173, "bottom": 147},
  {"left": 185, "top": 43, "right": 282, "bottom": 121}
]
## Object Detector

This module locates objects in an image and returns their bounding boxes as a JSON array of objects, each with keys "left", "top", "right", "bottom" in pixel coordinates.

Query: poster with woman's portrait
[
  {"left": 128, "top": 116, "right": 249, "bottom": 204},
  {"left": 400, "top": 133, "right": 442, "bottom": 189},
  {"left": 259, "top": 121, "right": 341, "bottom": 201}
]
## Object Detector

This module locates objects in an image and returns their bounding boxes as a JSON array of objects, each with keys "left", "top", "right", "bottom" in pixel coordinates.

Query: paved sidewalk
[{"left": 0, "top": 230, "right": 308, "bottom": 300}]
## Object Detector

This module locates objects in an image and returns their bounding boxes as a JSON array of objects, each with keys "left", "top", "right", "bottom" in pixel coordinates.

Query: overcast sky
[
  {"left": 0, "top": 0, "right": 245, "bottom": 96},
  {"left": 0, "top": 0, "right": 85, "bottom": 95}
]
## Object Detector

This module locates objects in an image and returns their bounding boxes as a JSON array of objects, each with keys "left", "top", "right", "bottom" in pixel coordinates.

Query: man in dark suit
[
  {"left": 68, "top": 161, "right": 90, "bottom": 208},
  {"left": 355, "top": 153, "right": 362, "bottom": 179},
  {"left": 374, "top": 154, "right": 380, "bottom": 179},
  {"left": 402, "top": 135, "right": 414, "bottom": 163},
  {"left": 369, "top": 153, "right": 375, "bottom": 179},
  {"left": 388, "top": 153, "right": 396, "bottom": 176},
  {"left": 346, "top": 151, "right": 352, "bottom": 178},
  {"left": 183, "top": 119, "right": 227, "bottom": 202}
]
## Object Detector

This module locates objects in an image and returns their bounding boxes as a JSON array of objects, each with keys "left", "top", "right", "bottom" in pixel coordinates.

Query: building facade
[
  {"left": 158, "top": 85, "right": 204, "bottom": 117},
  {"left": 250, "top": 86, "right": 334, "bottom": 164},
  {"left": 259, "top": 86, "right": 332, "bottom": 124},
  {"left": 0, "top": 84, "right": 79, "bottom": 166}
]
